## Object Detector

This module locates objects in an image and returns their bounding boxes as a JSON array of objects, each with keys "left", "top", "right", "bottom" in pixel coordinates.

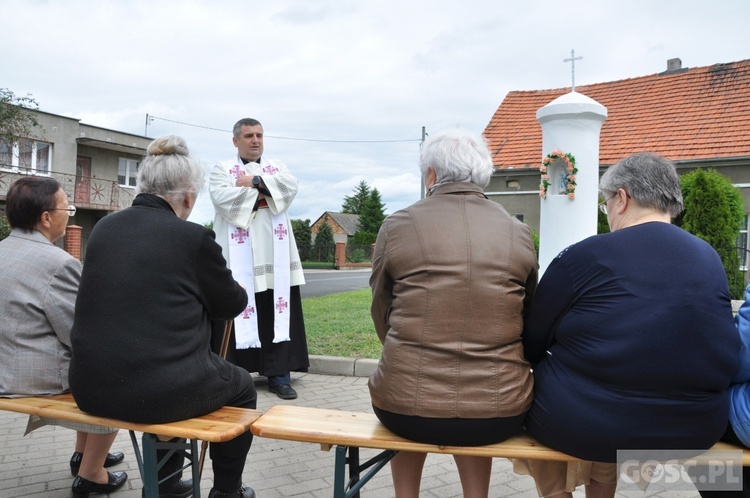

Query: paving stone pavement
[{"left": 0, "top": 370, "right": 704, "bottom": 498}]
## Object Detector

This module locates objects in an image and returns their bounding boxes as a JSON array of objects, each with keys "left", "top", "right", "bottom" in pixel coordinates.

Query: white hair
[
  {"left": 419, "top": 129, "right": 494, "bottom": 189},
  {"left": 136, "top": 135, "right": 205, "bottom": 199}
]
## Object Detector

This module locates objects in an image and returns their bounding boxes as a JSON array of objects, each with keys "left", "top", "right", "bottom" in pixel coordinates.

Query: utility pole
[
  {"left": 144, "top": 114, "right": 154, "bottom": 137},
  {"left": 420, "top": 126, "right": 427, "bottom": 199}
]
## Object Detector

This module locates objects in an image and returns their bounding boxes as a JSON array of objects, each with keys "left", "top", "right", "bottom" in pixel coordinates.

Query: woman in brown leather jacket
[{"left": 368, "top": 128, "right": 538, "bottom": 498}]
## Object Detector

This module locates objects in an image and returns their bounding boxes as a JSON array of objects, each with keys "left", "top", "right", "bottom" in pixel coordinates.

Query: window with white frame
[
  {"left": 0, "top": 139, "right": 52, "bottom": 173},
  {"left": 0, "top": 142, "right": 12, "bottom": 168},
  {"left": 118, "top": 158, "right": 139, "bottom": 187},
  {"left": 739, "top": 214, "right": 749, "bottom": 271}
]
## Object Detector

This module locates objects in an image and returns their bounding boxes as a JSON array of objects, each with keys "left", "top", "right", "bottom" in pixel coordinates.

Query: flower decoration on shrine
[{"left": 539, "top": 149, "right": 577, "bottom": 200}]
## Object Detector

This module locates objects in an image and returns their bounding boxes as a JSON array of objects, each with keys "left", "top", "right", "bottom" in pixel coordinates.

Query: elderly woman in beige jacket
[{"left": 368, "top": 129, "right": 538, "bottom": 498}]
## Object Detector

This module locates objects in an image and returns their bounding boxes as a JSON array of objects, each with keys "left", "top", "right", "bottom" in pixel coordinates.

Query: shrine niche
[{"left": 539, "top": 150, "right": 577, "bottom": 199}]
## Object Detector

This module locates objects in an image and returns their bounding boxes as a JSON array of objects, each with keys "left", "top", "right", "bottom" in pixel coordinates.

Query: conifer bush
[
  {"left": 314, "top": 222, "right": 335, "bottom": 262},
  {"left": 677, "top": 169, "right": 745, "bottom": 299}
]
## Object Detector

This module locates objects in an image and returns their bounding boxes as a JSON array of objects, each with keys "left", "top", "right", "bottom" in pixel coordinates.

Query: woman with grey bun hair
[
  {"left": 70, "top": 136, "right": 258, "bottom": 498},
  {"left": 136, "top": 134, "right": 206, "bottom": 219}
]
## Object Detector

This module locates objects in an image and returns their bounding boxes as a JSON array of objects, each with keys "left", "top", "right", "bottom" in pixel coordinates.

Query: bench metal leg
[
  {"left": 333, "top": 445, "right": 397, "bottom": 498},
  {"left": 141, "top": 433, "right": 160, "bottom": 498},
  {"left": 349, "top": 447, "right": 360, "bottom": 498},
  {"left": 128, "top": 431, "right": 202, "bottom": 498}
]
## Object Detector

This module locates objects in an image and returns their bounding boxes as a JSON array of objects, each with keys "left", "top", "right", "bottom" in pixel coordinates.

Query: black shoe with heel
[
  {"left": 142, "top": 478, "right": 193, "bottom": 498},
  {"left": 208, "top": 485, "right": 255, "bottom": 498},
  {"left": 71, "top": 470, "right": 128, "bottom": 496},
  {"left": 70, "top": 450, "right": 125, "bottom": 476}
]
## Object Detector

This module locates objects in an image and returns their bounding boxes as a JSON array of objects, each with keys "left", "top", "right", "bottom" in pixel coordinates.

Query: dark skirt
[
  {"left": 372, "top": 405, "right": 526, "bottom": 447},
  {"left": 212, "top": 286, "right": 309, "bottom": 377}
]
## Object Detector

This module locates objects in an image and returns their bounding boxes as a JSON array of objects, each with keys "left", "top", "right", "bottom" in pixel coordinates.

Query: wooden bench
[
  {"left": 251, "top": 404, "right": 750, "bottom": 498},
  {"left": 0, "top": 393, "right": 261, "bottom": 498}
]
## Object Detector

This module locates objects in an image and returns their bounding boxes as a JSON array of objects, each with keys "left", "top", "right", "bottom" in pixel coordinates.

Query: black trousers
[
  {"left": 158, "top": 369, "right": 256, "bottom": 491},
  {"left": 209, "top": 371, "right": 257, "bottom": 491}
]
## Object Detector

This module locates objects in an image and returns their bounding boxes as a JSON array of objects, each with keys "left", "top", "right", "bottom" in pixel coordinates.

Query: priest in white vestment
[{"left": 209, "top": 118, "right": 309, "bottom": 400}]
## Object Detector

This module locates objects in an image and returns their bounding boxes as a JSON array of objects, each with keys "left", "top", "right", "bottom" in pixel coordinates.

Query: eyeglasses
[
  {"left": 50, "top": 205, "right": 77, "bottom": 216},
  {"left": 598, "top": 195, "right": 616, "bottom": 215}
]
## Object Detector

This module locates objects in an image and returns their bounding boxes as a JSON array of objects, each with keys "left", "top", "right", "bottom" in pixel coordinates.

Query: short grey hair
[
  {"left": 233, "top": 118, "right": 262, "bottom": 138},
  {"left": 599, "top": 152, "right": 684, "bottom": 217},
  {"left": 136, "top": 135, "right": 205, "bottom": 198},
  {"left": 419, "top": 129, "right": 494, "bottom": 189}
]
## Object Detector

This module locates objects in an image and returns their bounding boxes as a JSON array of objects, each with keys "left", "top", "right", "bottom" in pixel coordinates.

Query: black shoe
[
  {"left": 70, "top": 451, "right": 126, "bottom": 476},
  {"left": 208, "top": 485, "right": 255, "bottom": 498},
  {"left": 142, "top": 478, "right": 193, "bottom": 498},
  {"left": 72, "top": 470, "right": 128, "bottom": 496},
  {"left": 269, "top": 383, "right": 297, "bottom": 399}
]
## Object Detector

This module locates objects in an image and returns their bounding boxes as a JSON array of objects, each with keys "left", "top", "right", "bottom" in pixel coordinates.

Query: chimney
[{"left": 667, "top": 58, "right": 682, "bottom": 71}]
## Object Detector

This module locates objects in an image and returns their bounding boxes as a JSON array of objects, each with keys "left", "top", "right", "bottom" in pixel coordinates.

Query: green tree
[
  {"left": 597, "top": 208, "right": 610, "bottom": 235},
  {"left": 292, "top": 218, "right": 312, "bottom": 260},
  {"left": 314, "top": 221, "right": 335, "bottom": 262},
  {"left": 341, "top": 180, "right": 371, "bottom": 214},
  {"left": 202, "top": 220, "right": 214, "bottom": 230},
  {"left": 0, "top": 213, "right": 10, "bottom": 241},
  {"left": 529, "top": 225, "right": 539, "bottom": 256},
  {"left": 359, "top": 188, "right": 386, "bottom": 235},
  {"left": 351, "top": 230, "right": 376, "bottom": 246},
  {"left": 678, "top": 168, "right": 745, "bottom": 299},
  {"left": 0, "top": 89, "right": 41, "bottom": 148}
]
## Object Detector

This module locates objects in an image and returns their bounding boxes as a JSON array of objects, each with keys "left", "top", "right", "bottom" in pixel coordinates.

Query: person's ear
[
  {"left": 41, "top": 211, "right": 52, "bottom": 227},
  {"left": 615, "top": 188, "right": 629, "bottom": 214},
  {"left": 425, "top": 167, "right": 437, "bottom": 190}
]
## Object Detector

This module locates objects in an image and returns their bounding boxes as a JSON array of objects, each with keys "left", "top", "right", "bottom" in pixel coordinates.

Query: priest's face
[{"left": 233, "top": 124, "right": 264, "bottom": 162}]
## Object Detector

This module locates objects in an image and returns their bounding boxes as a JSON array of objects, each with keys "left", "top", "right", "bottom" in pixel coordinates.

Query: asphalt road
[{"left": 300, "top": 269, "right": 372, "bottom": 297}]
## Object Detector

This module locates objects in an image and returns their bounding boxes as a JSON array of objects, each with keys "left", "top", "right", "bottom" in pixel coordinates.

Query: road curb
[{"left": 308, "top": 354, "right": 378, "bottom": 377}]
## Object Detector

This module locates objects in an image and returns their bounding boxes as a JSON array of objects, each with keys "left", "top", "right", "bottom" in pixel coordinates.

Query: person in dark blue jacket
[
  {"left": 697, "top": 284, "right": 750, "bottom": 498},
  {"left": 730, "top": 290, "right": 750, "bottom": 446},
  {"left": 515, "top": 152, "right": 739, "bottom": 498}
]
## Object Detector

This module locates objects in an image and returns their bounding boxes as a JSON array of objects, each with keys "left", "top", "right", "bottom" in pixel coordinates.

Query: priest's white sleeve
[
  {"left": 258, "top": 160, "right": 299, "bottom": 214},
  {"left": 209, "top": 163, "right": 259, "bottom": 230}
]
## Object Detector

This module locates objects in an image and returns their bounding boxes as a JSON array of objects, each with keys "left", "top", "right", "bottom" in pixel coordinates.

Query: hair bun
[{"left": 147, "top": 135, "right": 189, "bottom": 157}]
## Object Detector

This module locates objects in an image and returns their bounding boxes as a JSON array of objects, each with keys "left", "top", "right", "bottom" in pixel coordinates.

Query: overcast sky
[{"left": 3, "top": 0, "right": 748, "bottom": 225}]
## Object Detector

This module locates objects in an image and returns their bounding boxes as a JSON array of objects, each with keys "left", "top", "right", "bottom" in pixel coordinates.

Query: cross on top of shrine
[{"left": 563, "top": 49, "right": 583, "bottom": 91}]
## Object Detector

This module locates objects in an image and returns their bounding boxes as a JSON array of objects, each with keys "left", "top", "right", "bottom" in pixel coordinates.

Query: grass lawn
[
  {"left": 302, "top": 288, "right": 382, "bottom": 359},
  {"left": 301, "top": 261, "right": 335, "bottom": 269}
]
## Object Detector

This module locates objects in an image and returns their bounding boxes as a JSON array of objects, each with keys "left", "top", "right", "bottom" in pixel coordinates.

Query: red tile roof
[{"left": 484, "top": 59, "right": 750, "bottom": 170}]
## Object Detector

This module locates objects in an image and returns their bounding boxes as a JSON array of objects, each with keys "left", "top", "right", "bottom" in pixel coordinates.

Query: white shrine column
[{"left": 536, "top": 91, "right": 607, "bottom": 275}]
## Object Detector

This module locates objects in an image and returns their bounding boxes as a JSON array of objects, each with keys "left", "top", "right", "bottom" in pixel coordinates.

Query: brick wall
[{"left": 64, "top": 225, "right": 82, "bottom": 260}]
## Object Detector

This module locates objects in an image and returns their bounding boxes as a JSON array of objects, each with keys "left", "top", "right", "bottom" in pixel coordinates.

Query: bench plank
[
  {"left": 251, "top": 404, "right": 582, "bottom": 460},
  {"left": 251, "top": 405, "right": 750, "bottom": 465},
  {"left": 0, "top": 393, "right": 261, "bottom": 443}
]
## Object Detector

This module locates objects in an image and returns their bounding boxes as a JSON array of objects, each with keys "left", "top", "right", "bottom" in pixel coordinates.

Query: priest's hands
[{"left": 235, "top": 175, "right": 255, "bottom": 188}]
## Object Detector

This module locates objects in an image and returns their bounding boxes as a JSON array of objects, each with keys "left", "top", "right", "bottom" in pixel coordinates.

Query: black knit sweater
[{"left": 69, "top": 194, "right": 248, "bottom": 423}]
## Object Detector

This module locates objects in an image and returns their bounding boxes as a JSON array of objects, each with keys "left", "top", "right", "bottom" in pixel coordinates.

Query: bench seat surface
[
  {"left": 251, "top": 405, "right": 750, "bottom": 464},
  {"left": 0, "top": 393, "right": 261, "bottom": 442},
  {"left": 251, "top": 404, "right": 585, "bottom": 460}
]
